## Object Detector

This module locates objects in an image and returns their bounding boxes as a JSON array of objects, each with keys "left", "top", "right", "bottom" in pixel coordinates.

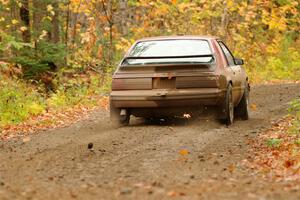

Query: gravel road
[{"left": 1, "top": 83, "right": 300, "bottom": 200}]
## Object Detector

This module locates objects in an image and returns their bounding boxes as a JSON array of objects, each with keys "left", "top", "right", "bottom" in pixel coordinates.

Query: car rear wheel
[
  {"left": 223, "top": 84, "right": 234, "bottom": 125},
  {"left": 235, "top": 83, "right": 250, "bottom": 120},
  {"left": 110, "top": 103, "right": 130, "bottom": 127}
]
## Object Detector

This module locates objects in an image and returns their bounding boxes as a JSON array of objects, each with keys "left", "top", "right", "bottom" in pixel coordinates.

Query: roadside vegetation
[
  {"left": 247, "top": 100, "right": 300, "bottom": 180},
  {"left": 0, "top": 0, "right": 299, "bottom": 132}
]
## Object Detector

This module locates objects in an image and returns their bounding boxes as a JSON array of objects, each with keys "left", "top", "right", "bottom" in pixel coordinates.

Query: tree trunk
[
  {"left": 71, "top": 0, "right": 82, "bottom": 46},
  {"left": 32, "top": 0, "right": 46, "bottom": 38},
  {"left": 119, "top": 0, "right": 128, "bottom": 35},
  {"left": 19, "top": 0, "right": 31, "bottom": 43},
  {"left": 65, "top": 0, "right": 71, "bottom": 65},
  {"left": 101, "top": 0, "right": 114, "bottom": 64},
  {"left": 221, "top": 1, "right": 229, "bottom": 40},
  {"left": 51, "top": 1, "right": 60, "bottom": 43}
]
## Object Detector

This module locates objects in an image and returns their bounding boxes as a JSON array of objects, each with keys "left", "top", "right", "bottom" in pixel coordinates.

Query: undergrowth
[
  {"left": 247, "top": 37, "right": 300, "bottom": 83},
  {"left": 288, "top": 99, "right": 300, "bottom": 135},
  {"left": 0, "top": 72, "right": 110, "bottom": 130},
  {"left": 0, "top": 76, "right": 45, "bottom": 127}
]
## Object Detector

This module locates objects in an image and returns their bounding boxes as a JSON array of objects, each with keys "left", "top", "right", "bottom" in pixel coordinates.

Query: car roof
[{"left": 137, "top": 35, "right": 219, "bottom": 42}]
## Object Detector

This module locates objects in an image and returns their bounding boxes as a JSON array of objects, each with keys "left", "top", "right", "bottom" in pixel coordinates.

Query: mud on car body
[{"left": 110, "top": 36, "right": 250, "bottom": 126}]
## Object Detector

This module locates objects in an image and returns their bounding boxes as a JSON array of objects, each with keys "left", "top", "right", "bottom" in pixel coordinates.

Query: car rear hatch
[{"left": 112, "top": 55, "right": 219, "bottom": 90}]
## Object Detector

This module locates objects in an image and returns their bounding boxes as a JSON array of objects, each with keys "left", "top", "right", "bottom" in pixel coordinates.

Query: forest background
[{"left": 0, "top": 0, "right": 299, "bottom": 130}]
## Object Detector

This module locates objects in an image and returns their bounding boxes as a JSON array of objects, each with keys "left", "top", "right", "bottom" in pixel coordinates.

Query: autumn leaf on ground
[
  {"left": 250, "top": 104, "right": 257, "bottom": 111},
  {"left": 284, "top": 160, "right": 295, "bottom": 168},
  {"left": 245, "top": 115, "right": 300, "bottom": 182},
  {"left": 167, "top": 190, "right": 177, "bottom": 197},
  {"left": 227, "top": 164, "right": 235, "bottom": 173},
  {"left": 22, "top": 137, "right": 31, "bottom": 143},
  {"left": 133, "top": 182, "right": 145, "bottom": 188},
  {"left": 179, "top": 149, "right": 189, "bottom": 156}
]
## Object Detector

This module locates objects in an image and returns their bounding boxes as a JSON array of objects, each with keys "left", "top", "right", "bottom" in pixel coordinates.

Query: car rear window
[{"left": 123, "top": 39, "right": 213, "bottom": 65}]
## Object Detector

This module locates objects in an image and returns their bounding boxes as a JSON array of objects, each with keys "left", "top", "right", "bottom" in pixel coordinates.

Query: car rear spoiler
[
  {"left": 121, "top": 54, "right": 215, "bottom": 67},
  {"left": 123, "top": 54, "right": 214, "bottom": 60}
]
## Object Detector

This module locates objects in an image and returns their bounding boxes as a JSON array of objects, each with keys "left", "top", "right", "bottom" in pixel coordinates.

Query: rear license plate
[{"left": 152, "top": 77, "right": 176, "bottom": 89}]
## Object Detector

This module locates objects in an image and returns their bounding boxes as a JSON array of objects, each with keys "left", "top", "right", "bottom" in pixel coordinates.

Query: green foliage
[
  {"left": 0, "top": 31, "right": 32, "bottom": 52},
  {"left": 288, "top": 99, "right": 300, "bottom": 135},
  {"left": 289, "top": 99, "right": 300, "bottom": 116},
  {"left": 274, "top": 0, "right": 291, "bottom": 6},
  {"left": 47, "top": 73, "right": 109, "bottom": 110},
  {"left": 14, "top": 41, "right": 66, "bottom": 78},
  {"left": 47, "top": 85, "right": 90, "bottom": 110},
  {"left": 0, "top": 72, "right": 111, "bottom": 129},
  {"left": 294, "top": 139, "right": 300, "bottom": 146},
  {"left": 0, "top": 76, "right": 46, "bottom": 127},
  {"left": 98, "top": 75, "right": 112, "bottom": 94},
  {"left": 245, "top": 35, "right": 300, "bottom": 82},
  {"left": 262, "top": 38, "right": 300, "bottom": 81},
  {"left": 266, "top": 138, "right": 282, "bottom": 148}
]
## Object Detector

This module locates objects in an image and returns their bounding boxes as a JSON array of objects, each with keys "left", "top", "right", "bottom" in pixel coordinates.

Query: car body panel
[
  {"left": 110, "top": 36, "right": 248, "bottom": 117},
  {"left": 111, "top": 88, "right": 225, "bottom": 107}
]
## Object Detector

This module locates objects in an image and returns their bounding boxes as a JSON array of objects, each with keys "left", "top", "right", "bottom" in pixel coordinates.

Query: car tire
[
  {"left": 110, "top": 102, "right": 130, "bottom": 127},
  {"left": 235, "top": 83, "right": 250, "bottom": 120},
  {"left": 223, "top": 84, "right": 234, "bottom": 126}
]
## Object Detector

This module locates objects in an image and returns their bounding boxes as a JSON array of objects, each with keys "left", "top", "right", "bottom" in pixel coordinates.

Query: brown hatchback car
[{"left": 110, "top": 36, "right": 250, "bottom": 126}]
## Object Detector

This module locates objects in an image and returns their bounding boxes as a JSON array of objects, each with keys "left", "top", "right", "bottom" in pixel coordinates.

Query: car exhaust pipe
[{"left": 120, "top": 109, "right": 127, "bottom": 116}]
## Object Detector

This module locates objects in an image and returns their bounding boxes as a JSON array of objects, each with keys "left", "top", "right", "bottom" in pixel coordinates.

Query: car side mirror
[{"left": 234, "top": 58, "right": 244, "bottom": 65}]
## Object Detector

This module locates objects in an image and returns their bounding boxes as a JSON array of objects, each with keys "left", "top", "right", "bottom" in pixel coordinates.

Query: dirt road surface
[{"left": 1, "top": 84, "right": 300, "bottom": 200}]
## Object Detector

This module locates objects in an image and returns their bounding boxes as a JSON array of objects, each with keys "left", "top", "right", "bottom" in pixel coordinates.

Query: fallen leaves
[
  {"left": 179, "top": 149, "right": 190, "bottom": 156},
  {"left": 245, "top": 116, "right": 300, "bottom": 182},
  {"left": 227, "top": 164, "right": 235, "bottom": 173},
  {"left": 284, "top": 159, "right": 295, "bottom": 168},
  {"left": 0, "top": 97, "right": 109, "bottom": 141},
  {"left": 167, "top": 190, "right": 186, "bottom": 197},
  {"left": 250, "top": 104, "right": 257, "bottom": 111},
  {"left": 167, "top": 190, "right": 177, "bottom": 197},
  {"left": 22, "top": 136, "right": 31, "bottom": 143}
]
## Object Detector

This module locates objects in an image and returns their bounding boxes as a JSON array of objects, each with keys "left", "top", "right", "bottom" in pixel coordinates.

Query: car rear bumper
[{"left": 110, "top": 88, "right": 225, "bottom": 108}]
